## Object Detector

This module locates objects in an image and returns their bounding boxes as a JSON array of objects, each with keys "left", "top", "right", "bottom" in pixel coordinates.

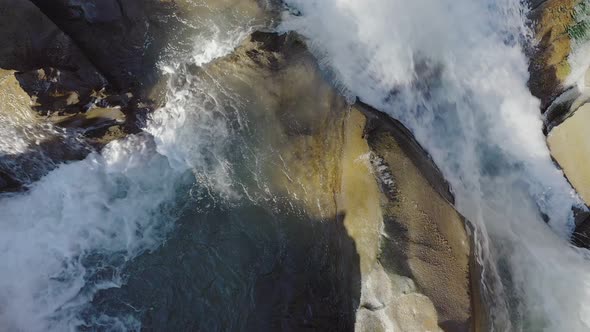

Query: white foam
[
  {"left": 282, "top": 0, "right": 590, "bottom": 330},
  {"left": 0, "top": 135, "right": 181, "bottom": 330}
]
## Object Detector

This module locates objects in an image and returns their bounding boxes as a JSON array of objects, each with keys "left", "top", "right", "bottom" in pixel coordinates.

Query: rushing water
[
  {"left": 281, "top": 0, "right": 590, "bottom": 330},
  {"left": 2, "top": 0, "right": 590, "bottom": 331}
]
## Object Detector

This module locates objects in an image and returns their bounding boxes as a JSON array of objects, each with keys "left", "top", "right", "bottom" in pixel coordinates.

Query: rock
[
  {"left": 203, "top": 31, "right": 349, "bottom": 220},
  {"left": 0, "top": 0, "right": 247, "bottom": 192},
  {"left": 359, "top": 101, "right": 455, "bottom": 204},
  {"left": 0, "top": 0, "right": 106, "bottom": 113},
  {"left": 79, "top": 30, "right": 481, "bottom": 330},
  {"left": 0, "top": 0, "right": 197, "bottom": 140},
  {"left": 548, "top": 103, "right": 590, "bottom": 205},
  {"left": 527, "top": 0, "right": 579, "bottom": 113},
  {"left": 573, "top": 214, "right": 590, "bottom": 248},
  {"left": 213, "top": 30, "right": 479, "bottom": 332},
  {"left": 29, "top": 0, "right": 176, "bottom": 94},
  {"left": 0, "top": 66, "right": 126, "bottom": 191},
  {"left": 356, "top": 102, "right": 478, "bottom": 332},
  {"left": 88, "top": 31, "right": 480, "bottom": 331},
  {"left": 0, "top": 69, "right": 89, "bottom": 191},
  {"left": 527, "top": 0, "right": 590, "bottom": 131},
  {"left": 547, "top": 102, "right": 590, "bottom": 241},
  {"left": 528, "top": 0, "right": 590, "bottom": 246}
]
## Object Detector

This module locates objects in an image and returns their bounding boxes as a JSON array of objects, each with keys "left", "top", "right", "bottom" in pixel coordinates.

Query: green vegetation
[{"left": 569, "top": 1, "right": 590, "bottom": 42}]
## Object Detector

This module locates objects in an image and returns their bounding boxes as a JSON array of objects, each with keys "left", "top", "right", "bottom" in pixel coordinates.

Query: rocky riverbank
[{"left": 527, "top": 0, "right": 590, "bottom": 246}]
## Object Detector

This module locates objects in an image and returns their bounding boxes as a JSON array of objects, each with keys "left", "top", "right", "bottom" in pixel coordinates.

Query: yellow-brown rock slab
[
  {"left": 548, "top": 103, "right": 590, "bottom": 205},
  {"left": 0, "top": 69, "right": 40, "bottom": 132}
]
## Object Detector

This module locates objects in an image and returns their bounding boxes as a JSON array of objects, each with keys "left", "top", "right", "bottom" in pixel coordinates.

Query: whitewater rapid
[{"left": 281, "top": 0, "right": 590, "bottom": 331}]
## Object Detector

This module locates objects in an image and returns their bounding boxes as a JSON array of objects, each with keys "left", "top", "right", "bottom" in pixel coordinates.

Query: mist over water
[{"left": 281, "top": 0, "right": 590, "bottom": 330}]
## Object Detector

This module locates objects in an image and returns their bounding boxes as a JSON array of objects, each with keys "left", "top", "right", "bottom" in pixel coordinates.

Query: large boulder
[
  {"left": 86, "top": 31, "right": 481, "bottom": 331},
  {"left": 547, "top": 103, "right": 590, "bottom": 247},
  {"left": 357, "top": 102, "right": 478, "bottom": 332},
  {"left": 204, "top": 31, "right": 480, "bottom": 331}
]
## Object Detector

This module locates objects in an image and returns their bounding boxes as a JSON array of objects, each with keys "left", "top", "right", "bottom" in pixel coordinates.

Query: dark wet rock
[
  {"left": 15, "top": 67, "right": 102, "bottom": 114},
  {"left": 29, "top": 0, "right": 175, "bottom": 94},
  {"left": 573, "top": 214, "right": 590, "bottom": 249},
  {"left": 0, "top": 69, "right": 85, "bottom": 191},
  {"left": 0, "top": 0, "right": 186, "bottom": 125},
  {"left": 0, "top": 170, "right": 21, "bottom": 192}
]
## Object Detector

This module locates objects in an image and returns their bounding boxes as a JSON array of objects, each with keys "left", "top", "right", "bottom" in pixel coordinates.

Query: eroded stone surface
[
  {"left": 84, "top": 31, "right": 478, "bottom": 330},
  {"left": 358, "top": 102, "right": 474, "bottom": 332}
]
